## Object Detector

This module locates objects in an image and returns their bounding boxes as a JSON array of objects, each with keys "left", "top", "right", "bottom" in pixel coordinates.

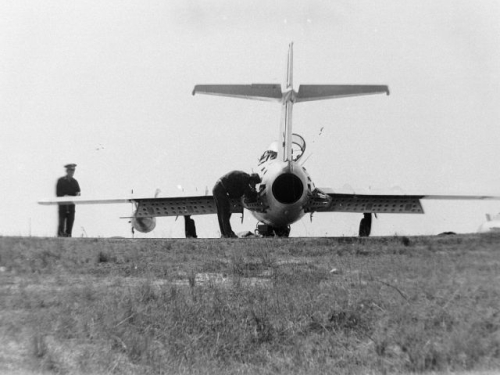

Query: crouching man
[{"left": 213, "top": 171, "right": 261, "bottom": 238}]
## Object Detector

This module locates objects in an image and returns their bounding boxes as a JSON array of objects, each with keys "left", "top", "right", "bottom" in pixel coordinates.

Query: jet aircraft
[{"left": 39, "top": 43, "right": 500, "bottom": 237}]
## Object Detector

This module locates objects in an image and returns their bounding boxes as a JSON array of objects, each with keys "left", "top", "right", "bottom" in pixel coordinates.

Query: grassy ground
[{"left": 0, "top": 234, "right": 499, "bottom": 374}]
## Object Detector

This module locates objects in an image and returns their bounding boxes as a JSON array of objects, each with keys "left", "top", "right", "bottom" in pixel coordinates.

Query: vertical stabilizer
[
  {"left": 286, "top": 42, "right": 293, "bottom": 89},
  {"left": 279, "top": 43, "right": 295, "bottom": 162}
]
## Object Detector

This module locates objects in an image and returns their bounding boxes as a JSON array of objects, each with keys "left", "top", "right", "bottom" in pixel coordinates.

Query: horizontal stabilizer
[
  {"left": 296, "top": 85, "right": 389, "bottom": 103},
  {"left": 192, "top": 84, "right": 282, "bottom": 102}
]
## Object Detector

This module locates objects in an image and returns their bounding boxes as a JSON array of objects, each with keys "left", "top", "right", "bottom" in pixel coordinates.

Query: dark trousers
[
  {"left": 58, "top": 206, "right": 75, "bottom": 237},
  {"left": 213, "top": 182, "right": 236, "bottom": 238}
]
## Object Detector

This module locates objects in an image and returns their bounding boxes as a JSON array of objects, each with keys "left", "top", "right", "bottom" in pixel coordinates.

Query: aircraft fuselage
[{"left": 248, "top": 159, "right": 312, "bottom": 228}]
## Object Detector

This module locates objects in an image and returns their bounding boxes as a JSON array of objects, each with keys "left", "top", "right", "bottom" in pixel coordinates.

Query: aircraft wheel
[
  {"left": 359, "top": 213, "right": 372, "bottom": 237},
  {"left": 256, "top": 224, "right": 290, "bottom": 237},
  {"left": 272, "top": 226, "right": 290, "bottom": 237}
]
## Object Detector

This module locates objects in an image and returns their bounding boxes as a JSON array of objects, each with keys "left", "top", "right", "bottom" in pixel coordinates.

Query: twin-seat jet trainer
[{"left": 39, "top": 43, "right": 500, "bottom": 237}]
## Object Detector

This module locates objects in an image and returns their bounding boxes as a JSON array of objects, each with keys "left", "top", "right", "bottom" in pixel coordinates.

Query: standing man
[
  {"left": 56, "top": 164, "right": 81, "bottom": 237},
  {"left": 213, "top": 171, "right": 261, "bottom": 238}
]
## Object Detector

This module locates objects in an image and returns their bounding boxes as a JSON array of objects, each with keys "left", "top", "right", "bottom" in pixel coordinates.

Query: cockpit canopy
[
  {"left": 258, "top": 134, "right": 306, "bottom": 165},
  {"left": 258, "top": 148, "right": 278, "bottom": 165},
  {"left": 291, "top": 133, "right": 306, "bottom": 162}
]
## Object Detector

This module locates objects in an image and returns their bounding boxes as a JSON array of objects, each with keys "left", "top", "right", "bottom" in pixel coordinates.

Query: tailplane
[
  {"left": 192, "top": 43, "right": 390, "bottom": 162},
  {"left": 192, "top": 84, "right": 282, "bottom": 102},
  {"left": 192, "top": 43, "right": 389, "bottom": 102},
  {"left": 296, "top": 84, "right": 389, "bottom": 102}
]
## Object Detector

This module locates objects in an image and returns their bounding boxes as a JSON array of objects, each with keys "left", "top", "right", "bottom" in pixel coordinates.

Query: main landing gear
[
  {"left": 256, "top": 223, "right": 291, "bottom": 237},
  {"left": 359, "top": 213, "right": 372, "bottom": 237},
  {"left": 255, "top": 214, "right": 372, "bottom": 238}
]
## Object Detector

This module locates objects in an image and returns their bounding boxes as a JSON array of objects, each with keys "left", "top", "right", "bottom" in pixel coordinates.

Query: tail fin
[
  {"left": 192, "top": 43, "right": 390, "bottom": 162},
  {"left": 286, "top": 42, "right": 293, "bottom": 89},
  {"left": 280, "top": 42, "right": 294, "bottom": 161}
]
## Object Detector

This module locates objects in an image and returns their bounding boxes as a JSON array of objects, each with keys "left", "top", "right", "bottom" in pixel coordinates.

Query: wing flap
[
  {"left": 133, "top": 196, "right": 243, "bottom": 217},
  {"left": 296, "top": 85, "right": 389, "bottom": 103},
  {"left": 315, "top": 194, "right": 425, "bottom": 214},
  {"left": 312, "top": 192, "right": 500, "bottom": 214},
  {"left": 39, "top": 195, "right": 243, "bottom": 217},
  {"left": 192, "top": 84, "right": 282, "bottom": 102}
]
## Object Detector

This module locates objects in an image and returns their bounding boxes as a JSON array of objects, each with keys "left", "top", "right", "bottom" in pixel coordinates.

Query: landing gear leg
[{"left": 359, "top": 213, "right": 372, "bottom": 237}]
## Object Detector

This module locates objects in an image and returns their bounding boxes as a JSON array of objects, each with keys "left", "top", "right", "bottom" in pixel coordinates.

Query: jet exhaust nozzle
[{"left": 272, "top": 173, "right": 304, "bottom": 204}]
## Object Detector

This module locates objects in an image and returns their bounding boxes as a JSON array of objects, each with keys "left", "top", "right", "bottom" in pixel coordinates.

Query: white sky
[{"left": 1, "top": 0, "right": 500, "bottom": 238}]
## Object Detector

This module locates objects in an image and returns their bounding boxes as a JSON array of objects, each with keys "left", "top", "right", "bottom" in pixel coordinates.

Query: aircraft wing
[
  {"left": 296, "top": 85, "right": 389, "bottom": 102},
  {"left": 132, "top": 196, "right": 243, "bottom": 217},
  {"left": 39, "top": 197, "right": 132, "bottom": 205},
  {"left": 38, "top": 196, "right": 244, "bottom": 217},
  {"left": 310, "top": 193, "right": 426, "bottom": 214},
  {"left": 309, "top": 190, "right": 500, "bottom": 214},
  {"left": 193, "top": 84, "right": 282, "bottom": 102}
]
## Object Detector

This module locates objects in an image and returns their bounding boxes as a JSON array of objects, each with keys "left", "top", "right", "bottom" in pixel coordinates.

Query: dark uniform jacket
[
  {"left": 218, "top": 171, "right": 257, "bottom": 199},
  {"left": 56, "top": 177, "right": 80, "bottom": 211}
]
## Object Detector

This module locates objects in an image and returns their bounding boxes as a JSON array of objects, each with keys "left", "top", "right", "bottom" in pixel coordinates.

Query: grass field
[{"left": 0, "top": 234, "right": 499, "bottom": 374}]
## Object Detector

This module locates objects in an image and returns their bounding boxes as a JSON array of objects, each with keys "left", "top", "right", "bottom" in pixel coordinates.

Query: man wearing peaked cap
[{"left": 56, "top": 163, "right": 81, "bottom": 237}]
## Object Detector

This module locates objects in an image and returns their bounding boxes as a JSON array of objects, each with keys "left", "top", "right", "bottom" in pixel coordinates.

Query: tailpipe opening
[{"left": 272, "top": 173, "right": 304, "bottom": 204}]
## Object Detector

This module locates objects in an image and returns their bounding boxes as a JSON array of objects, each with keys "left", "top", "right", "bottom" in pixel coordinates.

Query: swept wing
[
  {"left": 308, "top": 189, "right": 500, "bottom": 215},
  {"left": 38, "top": 196, "right": 243, "bottom": 217}
]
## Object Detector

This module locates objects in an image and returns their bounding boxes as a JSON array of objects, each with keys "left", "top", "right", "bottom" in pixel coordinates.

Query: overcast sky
[{"left": 1, "top": 0, "right": 499, "bottom": 238}]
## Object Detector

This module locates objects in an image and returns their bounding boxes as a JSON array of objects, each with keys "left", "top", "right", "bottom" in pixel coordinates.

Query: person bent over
[{"left": 213, "top": 171, "right": 261, "bottom": 238}]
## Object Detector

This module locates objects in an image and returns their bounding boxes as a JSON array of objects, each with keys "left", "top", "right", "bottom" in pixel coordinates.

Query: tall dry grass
[{"left": 0, "top": 234, "right": 499, "bottom": 374}]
